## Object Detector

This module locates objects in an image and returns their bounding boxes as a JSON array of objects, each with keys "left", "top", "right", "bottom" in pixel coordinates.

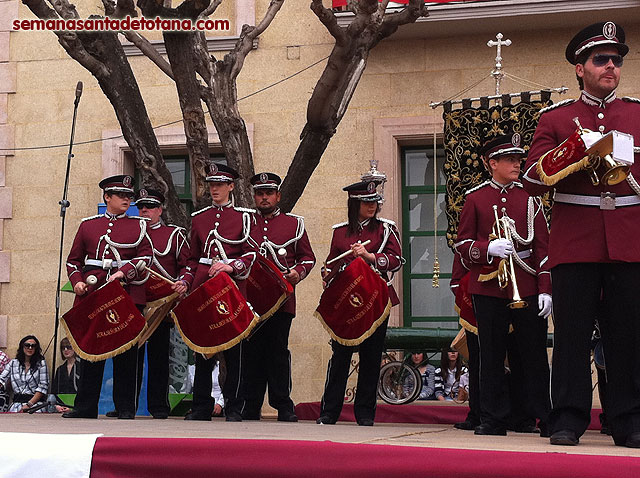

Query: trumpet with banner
[
  {"left": 315, "top": 256, "right": 391, "bottom": 347},
  {"left": 171, "top": 272, "right": 260, "bottom": 355},
  {"left": 536, "top": 117, "right": 634, "bottom": 186},
  {"left": 61, "top": 280, "right": 147, "bottom": 362}
]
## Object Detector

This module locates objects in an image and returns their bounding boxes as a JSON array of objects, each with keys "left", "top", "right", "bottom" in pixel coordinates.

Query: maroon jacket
[
  {"left": 523, "top": 92, "right": 640, "bottom": 268},
  {"left": 454, "top": 180, "right": 551, "bottom": 299},
  {"left": 248, "top": 209, "right": 315, "bottom": 315},
  {"left": 66, "top": 212, "right": 153, "bottom": 305},
  {"left": 147, "top": 221, "right": 190, "bottom": 281},
  {"left": 181, "top": 203, "right": 256, "bottom": 292},
  {"left": 326, "top": 218, "right": 404, "bottom": 304}
]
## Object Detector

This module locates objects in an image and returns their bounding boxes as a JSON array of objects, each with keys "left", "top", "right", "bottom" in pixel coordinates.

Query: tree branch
[
  {"left": 382, "top": 0, "right": 428, "bottom": 28},
  {"left": 46, "top": 0, "right": 80, "bottom": 19},
  {"left": 310, "top": 0, "right": 347, "bottom": 44},
  {"left": 230, "top": 0, "right": 285, "bottom": 79},
  {"left": 199, "top": 0, "right": 222, "bottom": 18},
  {"left": 122, "top": 31, "right": 175, "bottom": 80},
  {"left": 23, "top": 0, "right": 59, "bottom": 19},
  {"left": 114, "top": 0, "right": 137, "bottom": 17}
]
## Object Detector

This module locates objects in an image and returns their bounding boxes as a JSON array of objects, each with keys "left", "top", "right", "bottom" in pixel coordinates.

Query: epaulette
[
  {"left": 622, "top": 96, "right": 640, "bottom": 104},
  {"left": 129, "top": 216, "right": 150, "bottom": 221},
  {"left": 513, "top": 181, "right": 524, "bottom": 188},
  {"left": 234, "top": 207, "right": 256, "bottom": 213},
  {"left": 378, "top": 217, "right": 396, "bottom": 226},
  {"left": 167, "top": 224, "right": 187, "bottom": 232},
  {"left": 538, "top": 99, "right": 576, "bottom": 115},
  {"left": 332, "top": 221, "right": 348, "bottom": 229},
  {"left": 465, "top": 181, "right": 491, "bottom": 196},
  {"left": 191, "top": 206, "right": 212, "bottom": 217},
  {"left": 81, "top": 214, "right": 102, "bottom": 222},
  {"left": 286, "top": 212, "right": 304, "bottom": 219}
]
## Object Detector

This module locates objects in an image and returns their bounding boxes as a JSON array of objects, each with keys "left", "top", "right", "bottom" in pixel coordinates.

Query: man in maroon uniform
[
  {"left": 523, "top": 22, "right": 640, "bottom": 447},
  {"left": 63, "top": 175, "right": 153, "bottom": 419},
  {"left": 317, "top": 180, "right": 404, "bottom": 426},
  {"left": 455, "top": 135, "right": 552, "bottom": 436},
  {"left": 135, "top": 188, "right": 189, "bottom": 419},
  {"left": 181, "top": 163, "right": 256, "bottom": 421},
  {"left": 243, "top": 172, "right": 315, "bottom": 421}
]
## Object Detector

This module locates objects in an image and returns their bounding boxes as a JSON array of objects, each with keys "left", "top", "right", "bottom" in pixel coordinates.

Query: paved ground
[{"left": 2, "top": 413, "right": 638, "bottom": 458}]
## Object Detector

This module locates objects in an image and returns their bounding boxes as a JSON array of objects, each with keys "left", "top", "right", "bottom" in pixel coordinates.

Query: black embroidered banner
[{"left": 442, "top": 93, "right": 553, "bottom": 249}]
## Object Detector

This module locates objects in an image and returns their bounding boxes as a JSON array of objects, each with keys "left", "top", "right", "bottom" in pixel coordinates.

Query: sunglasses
[
  {"left": 137, "top": 204, "right": 159, "bottom": 210},
  {"left": 591, "top": 54, "right": 623, "bottom": 67},
  {"left": 114, "top": 192, "right": 134, "bottom": 200},
  {"left": 23, "top": 343, "right": 37, "bottom": 349},
  {"left": 62, "top": 345, "right": 73, "bottom": 351}
]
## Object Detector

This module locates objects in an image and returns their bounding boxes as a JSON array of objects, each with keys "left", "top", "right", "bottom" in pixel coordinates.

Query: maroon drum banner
[
  {"left": 454, "top": 271, "right": 477, "bottom": 334},
  {"left": 145, "top": 273, "right": 176, "bottom": 302},
  {"left": 315, "top": 257, "right": 391, "bottom": 346},
  {"left": 537, "top": 127, "right": 589, "bottom": 186},
  {"left": 246, "top": 255, "right": 294, "bottom": 320},
  {"left": 61, "top": 280, "right": 147, "bottom": 362},
  {"left": 171, "top": 273, "right": 260, "bottom": 354}
]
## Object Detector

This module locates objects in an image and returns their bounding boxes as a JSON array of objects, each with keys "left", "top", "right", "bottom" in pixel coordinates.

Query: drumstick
[
  {"left": 277, "top": 248, "right": 291, "bottom": 274},
  {"left": 142, "top": 266, "right": 176, "bottom": 286},
  {"left": 326, "top": 240, "right": 372, "bottom": 265}
]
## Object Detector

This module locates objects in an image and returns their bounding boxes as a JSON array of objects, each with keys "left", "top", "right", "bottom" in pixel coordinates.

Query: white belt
[
  {"left": 199, "top": 257, "right": 232, "bottom": 265},
  {"left": 516, "top": 250, "right": 531, "bottom": 259},
  {"left": 84, "top": 259, "right": 129, "bottom": 269},
  {"left": 554, "top": 192, "right": 640, "bottom": 209}
]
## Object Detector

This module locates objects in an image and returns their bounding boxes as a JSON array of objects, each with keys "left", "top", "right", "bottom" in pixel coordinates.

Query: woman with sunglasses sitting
[
  {"left": 52, "top": 337, "right": 81, "bottom": 395},
  {"left": 0, "top": 335, "right": 49, "bottom": 412}
]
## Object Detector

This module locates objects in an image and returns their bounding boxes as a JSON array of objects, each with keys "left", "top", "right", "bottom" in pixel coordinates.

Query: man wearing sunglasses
[
  {"left": 523, "top": 22, "right": 640, "bottom": 448},
  {"left": 63, "top": 175, "right": 153, "bottom": 419}
]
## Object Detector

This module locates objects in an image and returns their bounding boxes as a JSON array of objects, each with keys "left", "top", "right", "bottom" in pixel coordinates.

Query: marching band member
[
  {"left": 181, "top": 163, "right": 256, "bottom": 421},
  {"left": 243, "top": 172, "right": 315, "bottom": 421},
  {"left": 63, "top": 175, "right": 153, "bottom": 419},
  {"left": 316, "top": 180, "right": 404, "bottom": 426},
  {"left": 455, "top": 135, "right": 552, "bottom": 436},
  {"left": 134, "top": 188, "right": 190, "bottom": 419},
  {"left": 523, "top": 22, "right": 640, "bottom": 448}
]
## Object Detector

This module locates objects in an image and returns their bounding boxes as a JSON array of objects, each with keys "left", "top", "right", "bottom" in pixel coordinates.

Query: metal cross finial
[{"left": 487, "top": 33, "right": 512, "bottom": 96}]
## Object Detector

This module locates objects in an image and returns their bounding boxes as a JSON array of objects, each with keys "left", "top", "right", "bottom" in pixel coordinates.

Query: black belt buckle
[{"left": 600, "top": 192, "right": 616, "bottom": 210}]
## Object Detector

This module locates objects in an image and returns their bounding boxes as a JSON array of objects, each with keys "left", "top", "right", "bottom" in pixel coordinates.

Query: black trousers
[
  {"left": 319, "top": 320, "right": 388, "bottom": 422},
  {"left": 550, "top": 263, "right": 640, "bottom": 443},
  {"left": 243, "top": 311, "right": 295, "bottom": 416},
  {"left": 74, "top": 346, "right": 139, "bottom": 417},
  {"left": 192, "top": 342, "right": 244, "bottom": 417},
  {"left": 464, "top": 330, "right": 481, "bottom": 425},
  {"left": 133, "top": 321, "right": 171, "bottom": 416},
  {"left": 473, "top": 294, "right": 551, "bottom": 428}
]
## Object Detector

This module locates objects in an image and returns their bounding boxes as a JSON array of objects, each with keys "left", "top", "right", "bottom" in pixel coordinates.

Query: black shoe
[
  {"left": 601, "top": 425, "right": 612, "bottom": 436},
  {"left": 550, "top": 430, "right": 579, "bottom": 446},
  {"left": 454, "top": 420, "right": 479, "bottom": 431},
  {"left": 474, "top": 423, "right": 507, "bottom": 436},
  {"left": 225, "top": 412, "right": 243, "bottom": 422},
  {"left": 118, "top": 411, "right": 135, "bottom": 420},
  {"left": 278, "top": 411, "right": 298, "bottom": 422},
  {"left": 152, "top": 412, "right": 169, "bottom": 419},
  {"left": 539, "top": 422, "right": 550, "bottom": 438},
  {"left": 625, "top": 432, "right": 640, "bottom": 448},
  {"left": 316, "top": 415, "right": 337, "bottom": 425},
  {"left": 105, "top": 410, "right": 119, "bottom": 418},
  {"left": 184, "top": 411, "right": 212, "bottom": 421},
  {"left": 242, "top": 410, "right": 261, "bottom": 420},
  {"left": 357, "top": 418, "right": 374, "bottom": 426},
  {"left": 62, "top": 410, "right": 96, "bottom": 419}
]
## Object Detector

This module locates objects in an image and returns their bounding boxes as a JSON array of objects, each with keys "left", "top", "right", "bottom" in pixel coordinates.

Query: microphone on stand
[{"left": 74, "top": 81, "right": 83, "bottom": 106}]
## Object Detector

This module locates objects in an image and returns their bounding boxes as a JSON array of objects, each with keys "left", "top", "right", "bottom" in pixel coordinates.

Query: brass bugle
[
  {"left": 492, "top": 205, "right": 509, "bottom": 290},
  {"left": 500, "top": 208, "right": 527, "bottom": 309}
]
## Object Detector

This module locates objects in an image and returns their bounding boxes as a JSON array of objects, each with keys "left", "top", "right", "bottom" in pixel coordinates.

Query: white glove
[
  {"left": 538, "top": 293, "right": 552, "bottom": 317},
  {"left": 487, "top": 238, "right": 513, "bottom": 259}
]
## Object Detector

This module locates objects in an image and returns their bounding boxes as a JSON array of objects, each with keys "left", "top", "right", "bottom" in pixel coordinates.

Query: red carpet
[
  {"left": 91, "top": 437, "right": 640, "bottom": 478},
  {"left": 295, "top": 402, "right": 605, "bottom": 430}
]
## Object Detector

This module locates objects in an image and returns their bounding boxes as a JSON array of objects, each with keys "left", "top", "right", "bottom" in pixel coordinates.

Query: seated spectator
[
  {"left": 409, "top": 352, "right": 436, "bottom": 400},
  {"left": 52, "top": 337, "right": 82, "bottom": 394},
  {"left": 435, "top": 347, "right": 468, "bottom": 402},
  {"left": 187, "top": 353, "right": 225, "bottom": 417},
  {"left": 0, "top": 349, "right": 10, "bottom": 412},
  {"left": 0, "top": 335, "right": 49, "bottom": 412}
]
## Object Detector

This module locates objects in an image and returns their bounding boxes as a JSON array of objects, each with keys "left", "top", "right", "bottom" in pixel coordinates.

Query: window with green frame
[
  {"left": 135, "top": 153, "right": 226, "bottom": 216},
  {"left": 401, "top": 145, "right": 458, "bottom": 330}
]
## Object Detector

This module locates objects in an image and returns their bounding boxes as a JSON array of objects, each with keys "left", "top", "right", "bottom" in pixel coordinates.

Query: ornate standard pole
[{"left": 487, "top": 33, "right": 512, "bottom": 97}]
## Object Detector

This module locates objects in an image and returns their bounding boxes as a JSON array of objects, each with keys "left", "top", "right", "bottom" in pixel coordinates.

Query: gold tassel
[{"left": 432, "top": 256, "right": 440, "bottom": 288}]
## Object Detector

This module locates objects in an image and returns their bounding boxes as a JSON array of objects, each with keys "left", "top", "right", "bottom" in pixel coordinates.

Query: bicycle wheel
[{"left": 378, "top": 361, "right": 422, "bottom": 405}]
